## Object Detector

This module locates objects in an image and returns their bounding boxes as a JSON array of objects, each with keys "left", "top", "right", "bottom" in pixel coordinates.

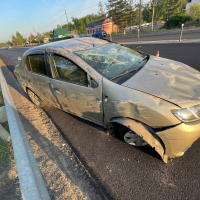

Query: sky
[{"left": 0, "top": 0, "right": 149, "bottom": 43}]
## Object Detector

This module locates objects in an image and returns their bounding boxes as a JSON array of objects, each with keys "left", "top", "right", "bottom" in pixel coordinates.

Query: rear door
[
  {"left": 48, "top": 53, "right": 103, "bottom": 125},
  {"left": 25, "top": 50, "right": 58, "bottom": 106}
]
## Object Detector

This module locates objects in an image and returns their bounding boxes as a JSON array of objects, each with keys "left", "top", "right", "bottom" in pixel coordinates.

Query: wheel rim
[
  {"left": 28, "top": 90, "right": 40, "bottom": 106},
  {"left": 124, "top": 131, "right": 147, "bottom": 146}
]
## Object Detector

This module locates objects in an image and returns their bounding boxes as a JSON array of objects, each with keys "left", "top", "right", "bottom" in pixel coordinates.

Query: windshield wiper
[
  {"left": 139, "top": 55, "right": 149, "bottom": 64},
  {"left": 110, "top": 66, "right": 143, "bottom": 81}
]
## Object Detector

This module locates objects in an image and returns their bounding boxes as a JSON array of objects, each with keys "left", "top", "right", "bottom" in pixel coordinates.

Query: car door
[
  {"left": 25, "top": 50, "right": 58, "bottom": 106},
  {"left": 48, "top": 53, "right": 103, "bottom": 125}
]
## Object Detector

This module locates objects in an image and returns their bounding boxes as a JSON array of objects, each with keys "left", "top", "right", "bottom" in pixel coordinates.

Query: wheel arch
[
  {"left": 109, "top": 117, "right": 168, "bottom": 163},
  {"left": 26, "top": 87, "right": 45, "bottom": 106}
]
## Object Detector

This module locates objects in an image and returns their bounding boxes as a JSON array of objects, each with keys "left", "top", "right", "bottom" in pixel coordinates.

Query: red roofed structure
[{"left": 86, "top": 18, "right": 118, "bottom": 34}]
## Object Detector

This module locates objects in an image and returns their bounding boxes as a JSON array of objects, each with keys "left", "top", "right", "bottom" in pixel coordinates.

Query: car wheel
[
  {"left": 27, "top": 89, "right": 44, "bottom": 107},
  {"left": 124, "top": 131, "right": 147, "bottom": 146},
  {"left": 118, "top": 124, "right": 147, "bottom": 146}
]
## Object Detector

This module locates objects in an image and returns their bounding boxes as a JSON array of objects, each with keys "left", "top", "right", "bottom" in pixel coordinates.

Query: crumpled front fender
[{"left": 110, "top": 118, "right": 169, "bottom": 163}]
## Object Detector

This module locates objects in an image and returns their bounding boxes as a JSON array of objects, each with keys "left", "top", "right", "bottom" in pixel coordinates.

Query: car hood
[{"left": 122, "top": 56, "right": 200, "bottom": 108}]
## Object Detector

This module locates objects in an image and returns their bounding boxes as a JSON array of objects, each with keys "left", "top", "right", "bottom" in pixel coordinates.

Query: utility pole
[
  {"left": 112, "top": 2, "right": 114, "bottom": 34},
  {"left": 25, "top": 21, "right": 40, "bottom": 44},
  {"left": 58, "top": 0, "right": 71, "bottom": 32},
  {"left": 111, "top": 16, "right": 113, "bottom": 35},
  {"left": 139, "top": 0, "right": 142, "bottom": 30},
  {"left": 151, "top": 0, "right": 155, "bottom": 31}
]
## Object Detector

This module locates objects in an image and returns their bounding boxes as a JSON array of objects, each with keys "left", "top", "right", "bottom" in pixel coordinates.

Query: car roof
[{"left": 27, "top": 37, "right": 109, "bottom": 53}]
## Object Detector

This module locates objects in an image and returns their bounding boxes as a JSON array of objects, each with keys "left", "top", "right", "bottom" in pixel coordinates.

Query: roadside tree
[
  {"left": 98, "top": 1, "right": 106, "bottom": 18},
  {"left": 11, "top": 32, "right": 26, "bottom": 45},
  {"left": 37, "top": 33, "right": 44, "bottom": 41},
  {"left": 189, "top": 2, "right": 200, "bottom": 18}
]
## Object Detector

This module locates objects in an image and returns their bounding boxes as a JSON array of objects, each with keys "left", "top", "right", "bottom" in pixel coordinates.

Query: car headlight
[{"left": 172, "top": 104, "right": 200, "bottom": 123}]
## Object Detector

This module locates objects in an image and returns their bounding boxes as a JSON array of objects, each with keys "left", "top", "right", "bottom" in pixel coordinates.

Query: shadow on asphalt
[{"left": 0, "top": 54, "right": 16, "bottom": 72}]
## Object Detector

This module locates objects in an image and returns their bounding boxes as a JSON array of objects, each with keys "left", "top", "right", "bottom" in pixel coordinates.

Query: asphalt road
[
  {"left": 1, "top": 44, "right": 200, "bottom": 200},
  {"left": 0, "top": 47, "right": 29, "bottom": 71},
  {"left": 106, "top": 27, "right": 200, "bottom": 43}
]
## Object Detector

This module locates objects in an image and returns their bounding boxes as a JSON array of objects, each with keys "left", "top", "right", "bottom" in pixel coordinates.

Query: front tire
[
  {"left": 118, "top": 124, "right": 147, "bottom": 146},
  {"left": 27, "top": 89, "right": 44, "bottom": 107}
]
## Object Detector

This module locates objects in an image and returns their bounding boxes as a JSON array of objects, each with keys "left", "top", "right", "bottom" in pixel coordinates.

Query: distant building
[
  {"left": 43, "top": 35, "right": 51, "bottom": 43},
  {"left": 70, "top": 30, "right": 79, "bottom": 36},
  {"left": 29, "top": 35, "right": 36, "bottom": 42},
  {"left": 86, "top": 18, "right": 118, "bottom": 34},
  {"left": 53, "top": 28, "right": 70, "bottom": 39},
  {"left": 186, "top": 0, "right": 199, "bottom": 12}
]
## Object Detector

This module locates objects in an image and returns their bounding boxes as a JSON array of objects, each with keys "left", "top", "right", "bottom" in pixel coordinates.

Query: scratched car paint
[{"left": 14, "top": 37, "right": 200, "bottom": 163}]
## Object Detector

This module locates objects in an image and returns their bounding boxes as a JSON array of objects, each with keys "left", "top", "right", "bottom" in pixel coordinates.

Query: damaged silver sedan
[{"left": 15, "top": 37, "right": 200, "bottom": 163}]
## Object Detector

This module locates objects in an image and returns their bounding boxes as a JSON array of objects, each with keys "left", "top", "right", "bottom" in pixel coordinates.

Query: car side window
[
  {"left": 49, "top": 54, "right": 88, "bottom": 87},
  {"left": 28, "top": 54, "right": 47, "bottom": 75}
]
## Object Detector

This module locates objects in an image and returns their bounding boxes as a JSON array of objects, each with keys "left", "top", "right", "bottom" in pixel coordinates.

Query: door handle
[
  {"left": 54, "top": 88, "right": 62, "bottom": 94},
  {"left": 104, "top": 96, "right": 108, "bottom": 102}
]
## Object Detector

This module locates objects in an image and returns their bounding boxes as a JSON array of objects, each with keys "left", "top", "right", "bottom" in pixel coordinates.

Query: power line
[
  {"left": 33, "top": 0, "right": 148, "bottom": 32},
  {"left": 36, "top": 1, "right": 107, "bottom": 31},
  {"left": 36, "top": 13, "right": 65, "bottom": 30},
  {"left": 68, "top": 4, "right": 102, "bottom": 15}
]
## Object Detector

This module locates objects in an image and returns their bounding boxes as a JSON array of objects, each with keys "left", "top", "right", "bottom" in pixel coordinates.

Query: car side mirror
[
  {"left": 18, "top": 57, "right": 21, "bottom": 61},
  {"left": 87, "top": 75, "right": 98, "bottom": 88}
]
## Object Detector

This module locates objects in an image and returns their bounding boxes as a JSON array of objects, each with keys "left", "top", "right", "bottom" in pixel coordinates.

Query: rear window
[
  {"left": 28, "top": 55, "right": 47, "bottom": 75},
  {"left": 75, "top": 43, "right": 143, "bottom": 79}
]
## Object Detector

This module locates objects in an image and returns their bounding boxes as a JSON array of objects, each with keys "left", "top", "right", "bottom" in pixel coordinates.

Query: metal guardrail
[{"left": 0, "top": 62, "right": 50, "bottom": 200}]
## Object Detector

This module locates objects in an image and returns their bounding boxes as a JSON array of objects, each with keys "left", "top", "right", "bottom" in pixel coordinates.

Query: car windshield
[{"left": 75, "top": 43, "right": 144, "bottom": 79}]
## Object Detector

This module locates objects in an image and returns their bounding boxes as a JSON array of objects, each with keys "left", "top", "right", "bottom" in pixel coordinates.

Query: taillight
[{"left": 14, "top": 71, "right": 17, "bottom": 77}]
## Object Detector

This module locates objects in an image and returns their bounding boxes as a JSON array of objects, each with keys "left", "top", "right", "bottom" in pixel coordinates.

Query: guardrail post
[{"left": 179, "top": 24, "right": 184, "bottom": 41}]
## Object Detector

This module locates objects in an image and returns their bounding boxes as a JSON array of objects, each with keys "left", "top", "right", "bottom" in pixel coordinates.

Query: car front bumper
[{"left": 157, "top": 122, "right": 200, "bottom": 158}]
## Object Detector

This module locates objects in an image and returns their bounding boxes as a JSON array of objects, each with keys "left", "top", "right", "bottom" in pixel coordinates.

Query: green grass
[
  {"left": 2, "top": 121, "right": 10, "bottom": 133},
  {"left": 0, "top": 139, "right": 14, "bottom": 164},
  {"left": 0, "top": 139, "right": 15, "bottom": 174},
  {"left": 0, "top": 91, "right": 4, "bottom": 107},
  {"left": 0, "top": 138, "right": 21, "bottom": 200}
]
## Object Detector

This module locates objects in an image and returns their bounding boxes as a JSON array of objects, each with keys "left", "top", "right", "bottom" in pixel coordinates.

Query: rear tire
[{"left": 27, "top": 88, "right": 44, "bottom": 107}]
